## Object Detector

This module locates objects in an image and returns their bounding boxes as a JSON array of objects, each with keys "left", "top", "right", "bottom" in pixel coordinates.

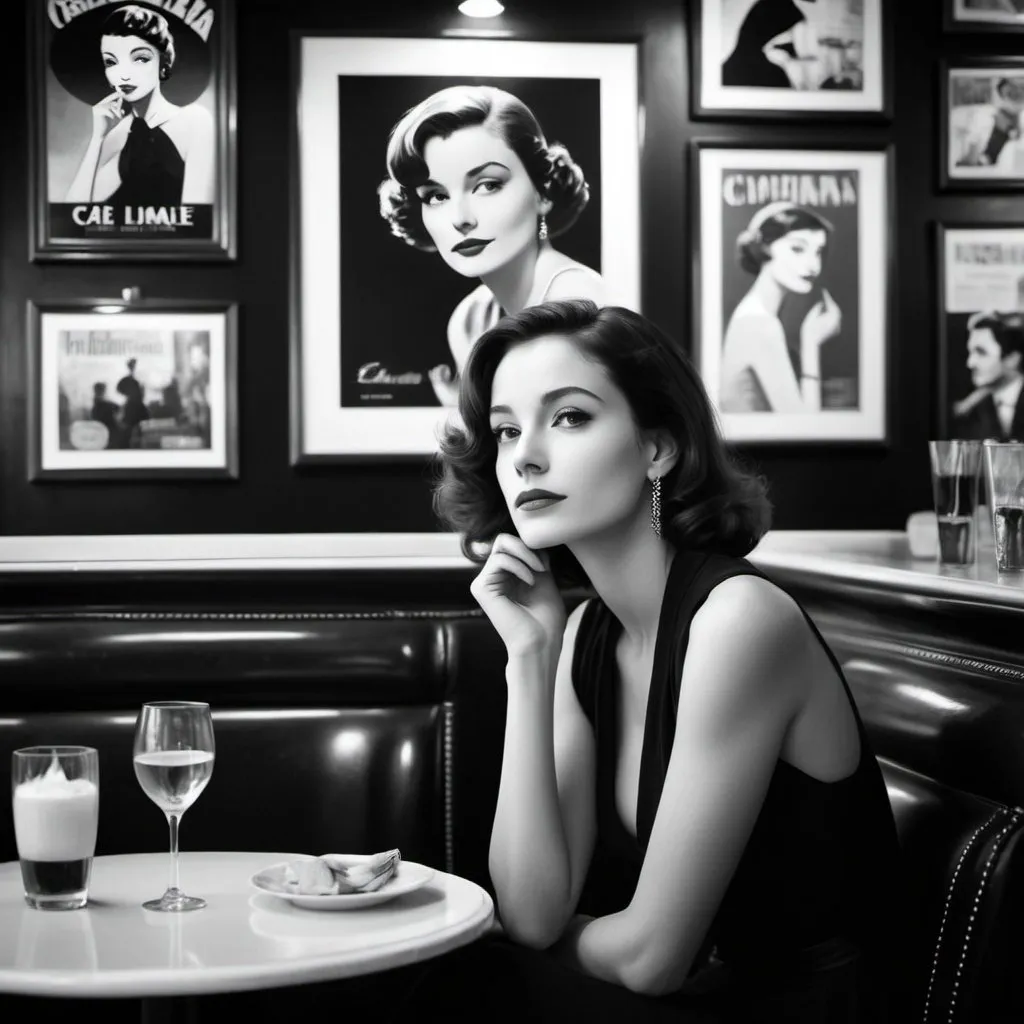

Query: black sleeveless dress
[
  {"left": 570, "top": 547, "right": 907, "bottom": 1020},
  {"left": 107, "top": 117, "right": 185, "bottom": 208}
]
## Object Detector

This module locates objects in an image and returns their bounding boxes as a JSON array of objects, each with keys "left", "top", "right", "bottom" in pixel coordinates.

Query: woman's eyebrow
[{"left": 490, "top": 386, "right": 604, "bottom": 416}]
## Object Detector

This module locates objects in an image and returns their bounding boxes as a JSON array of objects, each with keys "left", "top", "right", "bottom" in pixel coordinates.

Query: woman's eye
[
  {"left": 554, "top": 408, "right": 590, "bottom": 428},
  {"left": 491, "top": 425, "right": 519, "bottom": 444},
  {"left": 104, "top": 58, "right": 116, "bottom": 68},
  {"left": 474, "top": 179, "right": 502, "bottom": 195},
  {"left": 419, "top": 192, "right": 447, "bottom": 208}
]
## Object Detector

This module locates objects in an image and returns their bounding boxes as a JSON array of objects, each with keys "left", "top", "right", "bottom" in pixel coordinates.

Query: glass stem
[{"left": 167, "top": 812, "right": 181, "bottom": 895}]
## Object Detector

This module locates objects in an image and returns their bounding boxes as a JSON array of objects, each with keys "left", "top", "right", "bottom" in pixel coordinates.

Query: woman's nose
[
  {"left": 512, "top": 430, "right": 547, "bottom": 476},
  {"left": 450, "top": 195, "right": 476, "bottom": 233}
]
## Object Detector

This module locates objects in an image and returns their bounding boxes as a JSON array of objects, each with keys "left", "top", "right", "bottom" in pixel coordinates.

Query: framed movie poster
[
  {"left": 290, "top": 34, "right": 641, "bottom": 463},
  {"left": 940, "top": 58, "right": 1024, "bottom": 190},
  {"left": 692, "top": 0, "right": 890, "bottom": 120},
  {"left": 945, "top": 0, "right": 1024, "bottom": 32},
  {"left": 938, "top": 225, "right": 1024, "bottom": 442},
  {"left": 28, "top": 298, "right": 239, "bottom": 479},
  {"left": 692, "top": 139, "right": 892, "bottom": 444},
  {"left": 30, "top": 0, "right": 237, "bottom": 261}
]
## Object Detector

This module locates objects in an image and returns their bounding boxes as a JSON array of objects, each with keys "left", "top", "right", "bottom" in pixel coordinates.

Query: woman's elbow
[
  {"left": 618, "top": 951, "right": 690, "bottom": 998},
  {"left": 499, "top": 914, "right": 563, "bottom": 952}
]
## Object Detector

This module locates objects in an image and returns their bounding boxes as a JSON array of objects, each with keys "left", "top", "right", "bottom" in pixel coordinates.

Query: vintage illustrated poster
[
  {"left": 292, "top": 36, "right": 640, "bottom": 461},
  {"left": 695, "top": 0, "right": 887, "bottom": 117},
  {"left": 694, "top": 142, "right": 889, "bottom": 443},
  {"left": 32, "top": 0, "right": 236, "bottom": 259},
  {"left": 940, "top": 226, "right": 1024, "bottom": 442}
]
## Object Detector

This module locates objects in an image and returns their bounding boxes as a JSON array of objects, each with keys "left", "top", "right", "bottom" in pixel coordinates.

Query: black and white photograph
[
  {"left": 692, "top": 0, "right": 889, "bottom": 120},
  {"left": 692, "top": 140, "right": 890, "bottom": 443},
  {"left": 291, "top": 35, "right": 640, "bottom": 462},
  {"left": 30, "top": 0, "right": 237, "bottom": 260},
  {"left": 945, "top": 0, "right": 1024, "bottom": 32},
  {"left": 941, "top": 59, "right": 1024, "bottom": 189},
  {"left": 939, "top": 226, "right": 1024, "bottom": 441},
  {"left": 28, "top": 299, "right": 238, "bottom": 479}
]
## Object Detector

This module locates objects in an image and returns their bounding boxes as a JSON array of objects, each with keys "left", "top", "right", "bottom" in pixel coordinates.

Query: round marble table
[{"left": 0, "top": 851, "right": 494, "bottom": 1006}]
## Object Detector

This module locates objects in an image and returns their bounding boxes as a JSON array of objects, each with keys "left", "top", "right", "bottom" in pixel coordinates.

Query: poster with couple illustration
[
  {"left": 945, "top": 0, "right": 1024, "bottom": 32},
  {"left": 291, "top": 35, "right": 641, "bottom": 462},
  {"left": 692, "top": 0, "right": 890, "bottom": 119},
  {"left": 30, "top": 0, "right": 237, "bottom": 260},
  {"left": 693, "top": 141, "right": 891, "bottom": 444}
]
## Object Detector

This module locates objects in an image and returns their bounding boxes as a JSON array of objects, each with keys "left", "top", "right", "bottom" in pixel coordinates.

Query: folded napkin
[{"left": 276, "top": 850, "right": 401, "bottom": 896}]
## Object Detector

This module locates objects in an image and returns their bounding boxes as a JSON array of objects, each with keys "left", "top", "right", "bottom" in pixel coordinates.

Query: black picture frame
[
  {"left": 288, "top": 32, "right": 642, "bottom": 464},
  {"left": 939, "top": 57, "right": 1024, "bottom": 192},
  {"left": 689, "top": 0, "right": 893, "bottom": 123},
  {"left": 29, "top": 0, "right": 237, "bottom": 262},
  {"left": 944, "top": 0, "right": 1024, "bottom": 33},
  {"left": 936, "top": 223, "right": 1024, "bottom": 441},
  {"left": 27, "top": 297, "right": 239, "bottom": 480},
  {"left": 689, "top": 136, "right": 895, "bottom": 447}
]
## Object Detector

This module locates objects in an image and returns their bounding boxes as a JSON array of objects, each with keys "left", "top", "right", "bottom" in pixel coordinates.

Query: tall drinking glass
[
  {"left": 983, "top": 440, "right": 1024, "bottom": 573},
  {"left": 928, "top": 439, "right": 983, "bottom": 565},
  {"left": 133, "top": 702, "right": 215, "bottom": 912}
]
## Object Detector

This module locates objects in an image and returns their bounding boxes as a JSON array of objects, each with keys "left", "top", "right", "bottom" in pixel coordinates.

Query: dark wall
[{"left": 0, "top": 1, "right": 1013, "bottom": 535}]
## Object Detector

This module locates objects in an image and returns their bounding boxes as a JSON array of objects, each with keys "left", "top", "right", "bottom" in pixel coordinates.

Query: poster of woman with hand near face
[{"left": 32, "top": 0, "right": 236, "bottom": 260}]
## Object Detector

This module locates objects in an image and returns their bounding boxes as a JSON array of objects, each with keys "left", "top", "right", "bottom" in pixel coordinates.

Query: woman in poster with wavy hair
[{"left": 64, "top": 4, "right": 214, "bottom": 207}]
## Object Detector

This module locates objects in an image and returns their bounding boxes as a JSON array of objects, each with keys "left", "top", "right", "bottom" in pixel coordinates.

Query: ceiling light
[{"left": 458, "top": 0, "right": 505, "bottom": 17}]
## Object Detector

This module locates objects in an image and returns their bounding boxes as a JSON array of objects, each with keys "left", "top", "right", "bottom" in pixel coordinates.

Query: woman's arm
[
  {"left": 65, "top": 92, "right": 126, "bottom": 202},
  {"left": 489, "top": 599, "right": 597, "bottom": 949},
  {"left": 549, "top": 576, "right": 809, "bottom": 995},
  {"left": 180, "top": 106, "right": 215, "bottom": 205}
]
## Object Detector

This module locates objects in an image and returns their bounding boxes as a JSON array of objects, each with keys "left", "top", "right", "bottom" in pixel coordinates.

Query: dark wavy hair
[
  {"left": 433, "top": 300, "right": 772, "bottom": 586},
  {"left": 102, "top": 5, "right": 176, "bottom": 80},
  {"left": 736, "top": 202, "right": 834, "bottom": 276},
  {"left": 378, "top": 85, "right": 589, "bottom": 252},
  {"left": 967, "top": 310, "right": 1024, "bottom": 360}
]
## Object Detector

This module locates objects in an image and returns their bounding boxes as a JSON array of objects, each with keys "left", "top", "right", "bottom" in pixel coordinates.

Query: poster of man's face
[{"left": 34, "top": 0, "right": 234, "bottom": 257}]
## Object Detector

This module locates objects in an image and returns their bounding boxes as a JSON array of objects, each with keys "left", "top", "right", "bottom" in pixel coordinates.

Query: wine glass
[{"left": 133, "top": 701, "right": 215, "bottom": 912}]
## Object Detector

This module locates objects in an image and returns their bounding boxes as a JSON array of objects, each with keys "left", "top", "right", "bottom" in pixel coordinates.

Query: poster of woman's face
[
  {"left": 694, "top": 0, "right": 888, "bottom": 118},
  {"left": 292, "top": 36, "right": 641, "bottom": 462},
  {"left": 693, "top": 142, "right": 890, "bottom": 444},
  {"left": 946, "top": 0, "right": 1024, "bottom": 31},
  {"left": 29, "top": 301, "right": 238, "bottom": 479},
  {"left": 31, "top": 0, "right": 236, "bottom": 260},
  {"left": 941, "top": 60, "right": 1024, "bottom": 189}
]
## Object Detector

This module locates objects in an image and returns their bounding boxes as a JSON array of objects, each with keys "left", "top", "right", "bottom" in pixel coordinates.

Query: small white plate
[{"left": 251, "top": 857, "right": 436, "bottom": 910}]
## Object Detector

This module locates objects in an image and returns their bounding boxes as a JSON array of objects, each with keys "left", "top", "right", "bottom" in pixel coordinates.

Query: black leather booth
[{"left": 1, "top": 564, "right": 1022, "bottom": 1023}]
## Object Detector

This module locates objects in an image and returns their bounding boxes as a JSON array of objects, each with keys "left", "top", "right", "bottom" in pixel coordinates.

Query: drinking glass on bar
[
  {"left": 133, "top": 701, "right": 215, "bottom": 912},
  {"left": 928, "top": 439, "right": 983, "bottom": 566},
  {"left": 983, "top": 440, "right": 1024, "bottom": 573},
  {"left": 12, "top": 746, "right": 99, "bottom": 910}
]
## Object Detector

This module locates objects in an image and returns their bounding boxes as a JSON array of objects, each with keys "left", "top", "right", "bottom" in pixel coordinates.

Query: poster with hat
[
  {"left": 30, "top": 0, "right": 236, "bottom": 260},
  {"left": 691, "top": 0, "right": 890, "bottom": 120},
  {"left": 692, "top": 139, "right": 891, "bottom": 444},
  {"left": 941, "top": 57, "right": 1024, "bottom": 191}
]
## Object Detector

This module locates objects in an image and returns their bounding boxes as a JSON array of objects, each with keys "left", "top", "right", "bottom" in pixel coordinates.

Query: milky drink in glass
[{"left": 12, "top": 747, "right": 99, "bottom": 910}]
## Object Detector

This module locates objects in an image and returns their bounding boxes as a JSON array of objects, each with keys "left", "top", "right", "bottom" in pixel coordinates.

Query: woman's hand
[
  {"left": 91, "top": 91, "right": 127, "bottom": 141},
  {"left": 800, "top": 287, "right": 842, "bottom": 349},
  {"left": 428, "top": 364, "right": 459, "bottom": 407},
  {"left": 469, "top": 533, "right": 566, "bottom": 661}
]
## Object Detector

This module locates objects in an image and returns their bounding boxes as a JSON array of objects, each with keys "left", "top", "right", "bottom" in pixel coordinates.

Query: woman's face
[
  {"left": 101, "top": 34, "right": 161, "bottom": 103},
  {"left": 416, "top": 124, "right": 547, "bottom": 279},
  {"left": 763, "top": 227, "right": 827, "bottom": 293},
  {"left": 488, "top": 334, "right": 651, "bottom": 551}
]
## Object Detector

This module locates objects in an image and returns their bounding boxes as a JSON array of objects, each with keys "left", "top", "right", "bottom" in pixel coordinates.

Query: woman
[
  {"left": 408, "top": 299, "right": 905, "bottom": 1022},
  {"left": 65, "top": 4, "right": 214, "bottom": 208},
  {"left": 378, "top": 85, "right": 610, "bottom": 407},
  {"left": 720, "top": 201, "right": 841, "bottom": 414}
]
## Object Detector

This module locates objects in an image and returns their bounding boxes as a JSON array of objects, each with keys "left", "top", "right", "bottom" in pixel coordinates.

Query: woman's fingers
[
  {"left": 486, "top": 552, "right": 535, "bottom": 587},
  {"left": 492, "top": 533, "right": 546, "bottom": 574}
]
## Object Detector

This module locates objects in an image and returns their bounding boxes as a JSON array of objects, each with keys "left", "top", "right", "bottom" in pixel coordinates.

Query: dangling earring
[
  {"left": 650, "top": 476, "right": 662, "bottom": 538},
  {"left": 538, "top": 214, "right": 548, "bottom": 242}
]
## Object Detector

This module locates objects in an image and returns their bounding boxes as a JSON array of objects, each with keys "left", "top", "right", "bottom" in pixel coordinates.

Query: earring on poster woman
[
  {"left": 538, "top": 214, "right": 548, "bottom": 242},
  {"left": 650, "top": 476, "right": 662, "bottom": 538}
]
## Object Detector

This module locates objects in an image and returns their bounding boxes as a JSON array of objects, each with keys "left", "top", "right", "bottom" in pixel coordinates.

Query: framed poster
[
  {"left": 30, "top": 0, "right": 237, "bottom": 261},
  {"left": 290, "top": 34, "right": 641, "bottom": 463},
  {"left": 938, "top": 225, "right": 1024, "bottom": 442},
  {"left": 940, "top": 58, "right": 1024, "bottom": 190},
  {"left": 692, "top": 139, "right": 892, "bottom": 444},
  {"left": 28, "top": 298, "right": 239, "bottom": 479},
  {"left": 945, "top": 0, "right": 1024, "bottom": 32},
  {"left": 692, "top": 0, "right": 890, "bottom": 120}
]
